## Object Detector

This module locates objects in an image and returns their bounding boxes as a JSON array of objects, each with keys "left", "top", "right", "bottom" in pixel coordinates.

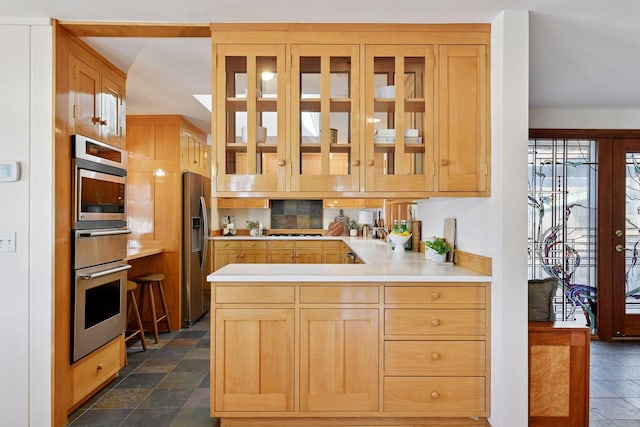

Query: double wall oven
[{"left": 71, "top": 135, "right": 130, "bottom": 362}]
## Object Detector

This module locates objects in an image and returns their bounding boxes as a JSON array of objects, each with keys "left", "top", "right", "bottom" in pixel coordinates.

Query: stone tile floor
[
  {"left": 591, "top": 340, "right": 640, "bottom": 426},
  {"left": 68, "top": 312, "right": 218, "bottom": 427},
  {"left": 68, "top": 317, "right": 640, "bottom": 426}
]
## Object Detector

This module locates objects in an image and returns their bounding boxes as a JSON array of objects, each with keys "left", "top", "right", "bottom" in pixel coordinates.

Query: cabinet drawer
[
  {"left": 322, "top": 240, "right": 341, "bottom": 249},
  {"left": 384, "top": 377, "right": 486, "bottom": 413},
  {"left": 269, "top": 240, "right": 295, "bottom": 249},
  {"left": 385, "top": 341, "right": 485, "bottom": 375},
  {"left": 71, "top": 335, "right": 124, "bottom": 406},
  {"left": 385, "top": 285, "right": 485, "bottom": 304},
  {"left": 240, "top": 240, "right": 266, "bottom": 249},
  {"left": 216, "top": 286, "right": 294, "bottom": 303},
  {"left": 300, "top": 286, "right": 379, "bottom": 303},
  {"left": 295, "top": 240, "right": 322, "bottom": 249},
  {"left": 385, "top": 309, "right": 486, "bottom": 336},
  {"left": 215, "top": 240, "right": 241, "bottom": 249}
]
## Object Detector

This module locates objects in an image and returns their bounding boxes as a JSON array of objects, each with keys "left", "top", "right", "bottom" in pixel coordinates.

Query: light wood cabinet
[
  {"left": 181, "top": 124, "right": 210, "bottom": 177},
  {"left": 437, "top": 45, "right": 489, "bottom": 194},
  {"left": 214, "top": 240, "right": 267, "bottom": 270},
  {"left": 211, "top": 24, "right": 490, "bottom": 198},
  {"left": 211, "top": 280, "right": 490, "bottom": 424},
  {"left": 323, "top": 199, "right": 384, "bottom": 209},
  {"left": 300, "top": 308, "right": 378, "bottom": 411},
  {"left": 217, "top": 197, "right": 270, "bottom": 209},
  {"left": 70, "top": 335, "right": 124, "bottom": 407},
  {"left": 71, "top": 47, "right": 126, "bottom": 148},
  {"left": 528, "top": 321, "right": 590, "bottom": 427},
  {"left": 215, "top": 307, "right": 294, "bottom": 412}
]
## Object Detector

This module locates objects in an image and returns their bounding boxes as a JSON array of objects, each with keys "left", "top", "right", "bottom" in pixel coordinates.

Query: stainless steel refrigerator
[{"left": 182, "top": 172, "right": 211, "bottom": 327}]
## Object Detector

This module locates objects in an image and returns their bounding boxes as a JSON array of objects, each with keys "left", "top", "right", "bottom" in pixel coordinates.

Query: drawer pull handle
[
  {"left": 431, "top": 319, "right": 440, "bottom": 327},
  {"left": 431, "top": 292, "right": 441, "bottom": 300},
  {"left": 431, "top": 391, "right": 440, "bottom": 399},
  {"left": 97, "top": 363, "right": 104, "bottom": 371},
  {"left": 431, "top": 353, "right": 440, "bottom": 360}
]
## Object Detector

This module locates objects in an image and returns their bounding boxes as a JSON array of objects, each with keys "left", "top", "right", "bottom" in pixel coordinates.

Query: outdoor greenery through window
[{"left": 528, "top": 139, "right": 598, "bottom": 330}]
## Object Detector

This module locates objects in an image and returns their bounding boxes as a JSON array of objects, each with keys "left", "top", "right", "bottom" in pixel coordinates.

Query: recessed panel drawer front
[
  {"left": 385, "top": 286, "right": 485, "bottom": 304},
  {"left": 300, "top": 286, "right": 379, "bottom": 304},
  {"left": 385, "top": 309, "right": 486, "bottom": 336},
  {"left": 216, "top": 240, "right": 241, "bottom": 249},
  {"left": 384, "top": 377, "right": 486, "bottom": 413},
  {"left": 269, "top": 240, "right": 295, "bottom": 249},
  {"left": 215, "top": 286, "right": 295, "bottom": 304},
  {"left": 240, "top": 240, "right": 266, "bottom": 249},
  {"left": 385, "top": 341, "right": 485, "bottom": 375}
]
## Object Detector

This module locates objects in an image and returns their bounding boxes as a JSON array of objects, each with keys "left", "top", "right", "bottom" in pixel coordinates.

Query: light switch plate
[{"left": 0, "top": 232, "right": 16, "bottom": 252}]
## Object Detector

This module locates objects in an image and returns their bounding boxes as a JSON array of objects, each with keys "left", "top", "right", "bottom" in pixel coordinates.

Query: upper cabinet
[
  {"left": 215, "top": 44, "right": 287, "bottom": 192},
  {"left": 437, "top": 45, "right": 489, "bottom": 193},
  {"left": 211, "top": 24, "right": 490, "bottom": 198},
  {"left": 71, "top": 43, "right": 126, "bottom": 148}
]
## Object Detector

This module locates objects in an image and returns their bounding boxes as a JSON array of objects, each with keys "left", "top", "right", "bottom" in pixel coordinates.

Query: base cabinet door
[
  {"left": 215, "top": 308, "right": 294, "bottom": 412},
  {"left": 528, "top": 322, "right": 590, "bottom": 427},
  {"left": 300, "top": 308, "right": 378, "bottom": 411}
]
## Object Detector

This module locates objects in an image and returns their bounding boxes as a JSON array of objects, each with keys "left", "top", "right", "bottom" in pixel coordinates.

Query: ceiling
[{"left": 6, "top": 0, "right": 640, "bottom": 133}]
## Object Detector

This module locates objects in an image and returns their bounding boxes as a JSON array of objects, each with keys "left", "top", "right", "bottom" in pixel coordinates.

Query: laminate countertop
[{"left": 207, "top": 237, "right": 491, "bottom": 283}]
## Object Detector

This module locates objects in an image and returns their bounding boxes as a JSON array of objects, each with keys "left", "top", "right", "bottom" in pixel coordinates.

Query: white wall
[
  {"left": 530, "top": 107, "right": 640, "bottom": 129},
  {"left": 0, "top": 19, "right": 53, "bottom": 426},
  {"left": 415, "top": 11, "right": 530, "bottom": 426}
]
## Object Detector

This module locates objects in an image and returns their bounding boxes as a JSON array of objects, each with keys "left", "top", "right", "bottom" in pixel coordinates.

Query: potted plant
[
  {"left": 348, "top": 219, "right": 360, "bottom": 237},
  {"left": 246, "top": 220, "right": 260, "bottom": 237},
  {"left": 425, "top": 237, "right": 451, "bottom": 263}
]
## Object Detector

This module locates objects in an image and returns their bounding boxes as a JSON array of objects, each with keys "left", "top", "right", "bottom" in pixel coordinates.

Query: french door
[{"left": 610, "top": 140, "right": 640, "bottom": 336}]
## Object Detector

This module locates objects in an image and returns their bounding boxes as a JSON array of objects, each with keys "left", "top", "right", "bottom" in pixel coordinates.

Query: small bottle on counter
[
  {"left": 400, "top": 220, "right": 408, "bottom": 233},
  {"left": 393, "top": 220, "right": 399, "bottom": 233},
  {"left": 258, "top": 222, "right": 264, "bottom": 236}
]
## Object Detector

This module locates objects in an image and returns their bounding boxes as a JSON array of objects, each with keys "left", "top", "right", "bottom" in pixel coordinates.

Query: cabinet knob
[
  {"left": 431, "top": 391, "right": 440, "bottom": 399},
  {"left": 100, "top": 119, "right": 107, "bottom": 126},
  {"left": 278, "top": 159, "right": 286, "bottom": 166},
  {"left": 431, "top": 352, "right": 440, "bottom": 360},
  {"left": 97, "top": 363, "right": 104, "bottom": 371},
  {"left": 440, "top": 159, "right": 450, "bottom": 166},
  {"left": 431, "top": 292, "right": 441, "bottom": 300},
  {"left": 351, "top": 160, "right": 360, "bottom": 166},
  {"left": 431, "top": 319, "right": 440, "bottom": 327},
  {"left": 367, "top": 159, "right": 374, "bottom": 166}
]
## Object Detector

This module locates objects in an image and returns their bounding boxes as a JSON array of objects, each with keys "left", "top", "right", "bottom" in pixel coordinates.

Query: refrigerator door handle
[{"left": 200, "top": 195, "right": 208, "bottom": 270}]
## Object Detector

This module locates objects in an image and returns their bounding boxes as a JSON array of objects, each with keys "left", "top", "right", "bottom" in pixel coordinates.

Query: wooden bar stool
[
  {"left": 125, "top": 280, "right": 147, "bottom": 351},
  {"left": 134, "top": 273, "right": 171, "bottom": 344}
]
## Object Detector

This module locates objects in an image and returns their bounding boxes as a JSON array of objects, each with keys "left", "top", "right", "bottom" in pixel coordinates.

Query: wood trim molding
[
  {"left": 454, "top": 250, "right": 492, "bottom": 276},
  {"left": 57, "top": 21, "right": 211, "bottom": 37},
  {"left": 530, "top": 129, "right": 640, "bottom": 139}
]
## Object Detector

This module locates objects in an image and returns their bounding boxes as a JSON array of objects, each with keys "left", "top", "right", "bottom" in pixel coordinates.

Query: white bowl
[{"left": 387, "top": 233, "right": 411, "bottom": 252}]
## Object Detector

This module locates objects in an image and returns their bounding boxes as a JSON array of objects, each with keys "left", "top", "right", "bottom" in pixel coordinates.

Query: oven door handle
[
  {"left": 79, "top": 229, "right": 132, "bottom": 237},
  {"left": 79, "top": 264, "right": 131, "bottom": 280}
]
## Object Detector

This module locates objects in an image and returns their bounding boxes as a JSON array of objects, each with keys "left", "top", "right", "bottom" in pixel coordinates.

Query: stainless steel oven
[
  {"left": 72, "top": 260, "right": 130, "bottom": 362},
  {"left": 72, "top": 134, "right": 127, "bottom": 230},
  {"left": 71, "top": 228, "right": 131, "bottom": 362}
]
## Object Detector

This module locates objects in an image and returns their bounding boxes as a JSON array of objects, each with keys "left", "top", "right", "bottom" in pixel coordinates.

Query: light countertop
[{"left": 208, "top": 237, "right": 490, "bottom": 283}]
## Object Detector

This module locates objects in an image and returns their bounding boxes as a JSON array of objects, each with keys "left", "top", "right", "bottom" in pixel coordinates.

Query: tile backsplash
[{"left": 271, "top": 200, "right": 323, "bottom": 229}]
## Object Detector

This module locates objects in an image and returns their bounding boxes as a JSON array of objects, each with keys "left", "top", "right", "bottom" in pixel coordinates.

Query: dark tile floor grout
[
  {"left": 68, "top": 315, "right": 640, "bottom": 426},
  {"left": 67, "top": 312, "right": 218, "bottom": 427}
]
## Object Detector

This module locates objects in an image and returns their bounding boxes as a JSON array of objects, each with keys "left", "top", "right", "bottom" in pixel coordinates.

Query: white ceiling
[{"left": 6, "top": 0, "right": 640, "bottom": 133}]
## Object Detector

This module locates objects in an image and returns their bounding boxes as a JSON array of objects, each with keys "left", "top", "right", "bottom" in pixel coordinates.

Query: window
[{"left": 528, "top": 139, "right": 598, "bottom": 328}]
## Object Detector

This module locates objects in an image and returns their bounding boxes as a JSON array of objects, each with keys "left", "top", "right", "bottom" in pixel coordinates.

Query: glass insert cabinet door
[
  {"left": 364, "top": 45, "right": 435, "bottom": 193},
  {"left": 214, "top": 44, "right": 287, "bottom": 192},
  {"left": 290, "top": 45, "right": 360, "bottom": 192}
]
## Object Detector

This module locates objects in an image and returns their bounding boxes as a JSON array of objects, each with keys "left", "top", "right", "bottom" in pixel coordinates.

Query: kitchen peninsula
[{"left": 208, "top": 237, "right": 491, "bottom": 427}]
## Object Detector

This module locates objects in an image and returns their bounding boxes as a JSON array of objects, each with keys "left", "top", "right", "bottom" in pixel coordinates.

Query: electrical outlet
[{"left": 0, "top": 232, "right": 16, "bottom": 252}]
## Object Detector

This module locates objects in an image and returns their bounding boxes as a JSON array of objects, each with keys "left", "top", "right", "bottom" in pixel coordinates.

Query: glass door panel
[
  {"left": 291, "top": 45, "right": 360, "bottom": 192},
  {"left": 365, "top": 46, "right": 434, "bottom": 193},
  {"left": 613, "top": 140, "right": 640, "bottom": 336},
  {"left": 215, "top": 45, "right": 286, "bottom": 192}
]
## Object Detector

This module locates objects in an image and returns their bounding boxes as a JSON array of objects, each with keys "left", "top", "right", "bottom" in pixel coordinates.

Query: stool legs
[
  {"left": 126, "top": 289, "right": 147, "bottom": 351},
  {"left": 137, "top": 278, "right": 172, "bottom": 344}
]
